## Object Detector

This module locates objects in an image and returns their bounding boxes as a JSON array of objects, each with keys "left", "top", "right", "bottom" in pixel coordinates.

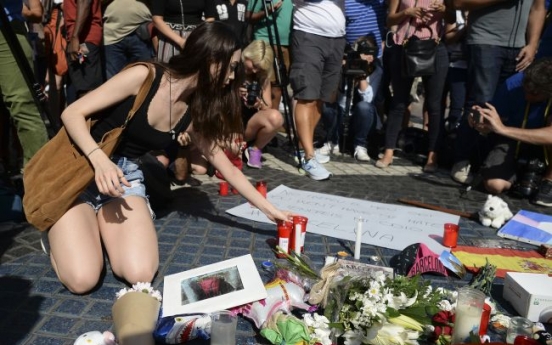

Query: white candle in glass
[
  {"left": 451, "top": 303, "right": 483, "bottom": 344},
  {"left": 354, "top": 217, "right": 362, "bottom": 260}
]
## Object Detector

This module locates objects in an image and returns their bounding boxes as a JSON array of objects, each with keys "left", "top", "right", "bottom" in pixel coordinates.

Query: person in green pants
[{"left": 1, "top": 0, "right": 48, "bottom": 168}]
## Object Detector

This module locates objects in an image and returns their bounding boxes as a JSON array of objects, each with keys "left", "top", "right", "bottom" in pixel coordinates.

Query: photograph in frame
[{"left": 162, "top": 254, "right": 267, "bottom": 317}]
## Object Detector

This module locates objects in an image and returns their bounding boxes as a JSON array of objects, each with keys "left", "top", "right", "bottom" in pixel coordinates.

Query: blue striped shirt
[{"left": 344, "top": 0, "right": 387, "bottom": 57}]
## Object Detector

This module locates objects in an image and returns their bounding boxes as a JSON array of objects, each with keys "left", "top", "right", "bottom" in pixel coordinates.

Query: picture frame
[{"left": 162, "top": 254, "right": 267, "bottom": 317}]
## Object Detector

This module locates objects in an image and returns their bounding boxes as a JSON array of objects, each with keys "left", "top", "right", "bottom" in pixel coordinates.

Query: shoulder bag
[
  {"left": 401, "top": 2, "right": 439, "bottom": 78},
  {"left": 23, "top": 62, "right": 156, "bottom": 231}
]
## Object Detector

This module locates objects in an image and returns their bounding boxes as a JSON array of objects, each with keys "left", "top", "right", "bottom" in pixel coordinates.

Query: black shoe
[{"left": 532, "top": 179, "right": 552, "bottom": 207}]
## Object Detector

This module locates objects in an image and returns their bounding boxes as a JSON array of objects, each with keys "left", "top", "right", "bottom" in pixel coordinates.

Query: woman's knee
[
  {"left": 483, "top": 178, "right": 511, "bottom": 195},
  {"left": 113, "top": 260, "right": 158, "bottom": 285},
  {"left": 58, "top": 268, "right": 102, "bottom": 294},
  {"left": 265, "top": 109, "right": 284, "bottom": 129}
]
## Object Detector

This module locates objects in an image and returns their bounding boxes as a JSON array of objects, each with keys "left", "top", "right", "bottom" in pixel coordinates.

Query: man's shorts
[
  {"left": 67, "top": 42, "right": 104, "bottom": 95},
  {"left": 289, "top": 30, "right": 346, "bottom": 102},
  {"left": 78, "top": 156, "right": 154, "bottom": 218}
]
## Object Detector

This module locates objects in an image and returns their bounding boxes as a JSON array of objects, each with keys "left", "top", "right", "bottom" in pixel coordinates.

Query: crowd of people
[{"left": 1, "top": 0, "right": 552, "bottom": 292}]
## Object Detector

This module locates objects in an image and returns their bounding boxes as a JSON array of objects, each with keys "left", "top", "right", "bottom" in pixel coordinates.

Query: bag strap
[{"left": 121, "top": 62, "right": 156, "bottom": 128}]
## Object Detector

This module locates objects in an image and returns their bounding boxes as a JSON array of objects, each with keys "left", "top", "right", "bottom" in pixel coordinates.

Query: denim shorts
[{"left": 78, "top": 156, "right": 154, "bottom": 218}]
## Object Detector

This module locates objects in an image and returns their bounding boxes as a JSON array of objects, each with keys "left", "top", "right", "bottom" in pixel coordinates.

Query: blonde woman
[{"left": 241, "top": 40, "right": 284, "bottom": 169}]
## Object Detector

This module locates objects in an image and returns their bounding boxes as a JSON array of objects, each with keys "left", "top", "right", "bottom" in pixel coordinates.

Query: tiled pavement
[{"left": 0, "top": 133, "right": 547, "bottom": 345}]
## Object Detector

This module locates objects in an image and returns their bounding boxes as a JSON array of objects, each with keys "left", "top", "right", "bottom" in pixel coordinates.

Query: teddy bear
[
  {"left": 478, "top": 195, "right": 513, "bottom": 229},
  {"left": 74, "top": 331, "right": 117, "bottom": 345}
]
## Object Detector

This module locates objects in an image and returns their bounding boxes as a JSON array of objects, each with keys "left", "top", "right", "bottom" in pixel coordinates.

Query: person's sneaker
[
  {"left": 314, "top": 149, "right": 331, "bottom": 164},
  {"left": 302, "top": 158, "right": 331, "bottom": 181},
  {"left": 354, "top": 146, "right": 370, "bottom": 162},
  {"left": 319, "top": 142, "right": 340, "bottom": 156},
  {"left": 246, "top": 147, "right": 262, "bottom": 169},
  {"left": 294, "top": 150, "right": 330, "bottom": 164},
  {"left": 451, "top": 160, "right": 473, "bottom": 185},
  {"left": 533, "top": 179, "right": 552, "bottom": 207}
]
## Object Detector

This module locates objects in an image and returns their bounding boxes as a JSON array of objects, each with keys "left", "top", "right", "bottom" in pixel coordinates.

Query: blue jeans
[
  {"left": 385, "top": 43, "right": 449, "bottom": 151},
  {"left": 322, "top": 60, "right": 382, "bottom": 148},
  {"left": 454, "top": 44, "right": 520, "bottom": 163},
  {"left": 445, "top": 67, "right": 467, "bottom": 122},
  {"left": 104, "top": 33, "right": 154, "bottom": 79}
]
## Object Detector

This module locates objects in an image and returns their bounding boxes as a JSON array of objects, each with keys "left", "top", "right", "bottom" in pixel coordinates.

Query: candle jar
[
  {"left": 506, "top": 317, "right": 533, "bottom": 344},
  {"left": 451, "top": 287, "right": 486, "bottom": 344},
  {"left": 256, "top": 180, "right": 267, "bottom": 198},
  {"left": 276, "top": 220, "right": 293, "bottom": 258},
  {"left": 292, "top": 216, "right": 308, "bottom": 253},
  {"left": 443, "top": 223, "right": 459, "bottom": 248}
]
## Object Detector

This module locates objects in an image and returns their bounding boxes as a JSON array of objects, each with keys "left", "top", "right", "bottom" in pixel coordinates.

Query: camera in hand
[
  {"left": 511, "top": 158, "right": 546, "bottom": 198},
  {"left": 246, "top": 81, "right": 260, "bottom": 106},
  {"left": 343, "top": 40, "right": 378, "bottom": 77}
]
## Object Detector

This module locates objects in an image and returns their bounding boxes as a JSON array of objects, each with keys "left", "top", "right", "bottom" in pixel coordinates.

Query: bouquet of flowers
[
  {"left": 323, "top": 272, "right": 457, "bottom": 345},
  {"left": 112, "top": 282, "right": 162, "bottom": 345}
]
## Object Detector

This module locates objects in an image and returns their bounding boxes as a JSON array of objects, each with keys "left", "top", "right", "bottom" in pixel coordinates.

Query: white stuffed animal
[
  {"left": 74, "top": 331, "right": 117, "bottom": 345},
  {"left": 478, "top": 195, "right": 513, "bottom": 229}
]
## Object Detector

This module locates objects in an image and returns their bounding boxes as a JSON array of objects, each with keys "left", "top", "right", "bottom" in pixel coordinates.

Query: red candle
[
  {"left": 277, "top": 220, "right": 293, "bottom": 258},
  {"left": 443, "top": 223, "right": 459, "bottom": 248},
  {"left": 219, "top": 181, "right": 229, "bottom": 196},
  {"left": 256, "top": 180, "right": 267, "bottom": 198},
  {"left": 292, "top": 216, "right": 308, "bottom": 253}
]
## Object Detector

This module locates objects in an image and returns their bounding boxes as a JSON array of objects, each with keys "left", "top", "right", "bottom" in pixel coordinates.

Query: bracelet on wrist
[{"left": 86, "top": 146, "right": 101, "bottom": 157}]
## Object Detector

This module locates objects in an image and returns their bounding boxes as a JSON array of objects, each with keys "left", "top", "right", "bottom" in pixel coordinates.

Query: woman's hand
[
  {"left": 428, "top": 0, "right": 446, "bottom": 13},
  {"left": 406, "top": 7, "right": 432, "bottom": 20},
  {"left": 177, "top": 131, "right": 192, "bottom": 147},
  {"left": 266, "top": 209, "right": 295, "bottom": 223},
  {"left": 89, "top": 152, "right": 131, "bottom": 197}
]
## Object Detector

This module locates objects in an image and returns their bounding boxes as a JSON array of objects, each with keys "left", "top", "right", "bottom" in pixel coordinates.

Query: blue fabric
[
  {"left": 104, "top": 33, "right": 154, "bottom": 79},
  {"left": 1, "top": 0, "right": 24, "bottom": 29},
  {"left": 344, "top": 0, "right": 386, "bottom": 57},
  {"left": 322, "top": 59, "right": 383, "bottom": 147},
  {"left": 453, "top": 44, "right": 520, "bottom": 162},
  {"left": 492, "top": 72, "right": 549, "bottom": 129}
]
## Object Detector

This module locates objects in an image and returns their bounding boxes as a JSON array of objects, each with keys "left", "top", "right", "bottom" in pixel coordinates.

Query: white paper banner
[{"left": 226, "top": 185, "right": 459, "bottom": 254}]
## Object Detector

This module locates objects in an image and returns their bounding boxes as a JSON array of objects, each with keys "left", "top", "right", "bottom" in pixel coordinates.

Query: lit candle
[{"left": 354, "top": 217, "right": 362, "bottom": 260}]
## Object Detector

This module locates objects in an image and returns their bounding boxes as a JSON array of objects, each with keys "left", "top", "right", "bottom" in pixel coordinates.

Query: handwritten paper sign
[{"left": 226, "top": 185, "right": 458, "bottom": 253}]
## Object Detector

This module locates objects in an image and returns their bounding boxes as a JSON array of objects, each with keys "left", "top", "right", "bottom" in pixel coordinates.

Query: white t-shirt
[{"left": 293, "top": 0, "right": 346, "bottom": 37}]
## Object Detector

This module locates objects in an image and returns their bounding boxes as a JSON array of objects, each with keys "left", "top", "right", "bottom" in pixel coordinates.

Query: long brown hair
[{"left": 162, "top": 22, "right": 243, "bottom": 145}]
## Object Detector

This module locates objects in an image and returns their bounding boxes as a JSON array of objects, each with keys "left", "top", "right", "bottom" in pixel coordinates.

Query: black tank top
[{"left": 91, "top": 66, "right": 192, "bottom": 158}]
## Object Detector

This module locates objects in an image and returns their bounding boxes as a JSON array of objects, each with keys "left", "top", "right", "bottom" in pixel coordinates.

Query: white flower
[
  {"left": 437, "top": 299, "right": 453, "bottom": 311},
  {"left": 115, "top": 282, "right": 162, "bottom": 302},
  {"left": 343, "top": 329, "right": 367, "bottom": 345},
  {"left": 133, "top": 282, "right": 153, "bottom": 294},
  {"left": 387, "top": 291, "right": 418, "bottom": 310}
]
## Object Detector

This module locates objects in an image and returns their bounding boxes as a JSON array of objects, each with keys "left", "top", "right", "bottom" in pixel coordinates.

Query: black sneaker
[{"left": 532, "top": 179, "right": 552, "bottom": 207}]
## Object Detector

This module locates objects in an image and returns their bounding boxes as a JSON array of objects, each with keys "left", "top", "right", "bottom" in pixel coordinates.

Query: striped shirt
[{"left": 344, "top": 0, "right": 387, "bottom": 57}]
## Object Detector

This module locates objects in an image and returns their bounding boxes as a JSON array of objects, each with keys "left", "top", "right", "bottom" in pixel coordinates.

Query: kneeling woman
[
  {"left": 47, "top": 23, "right": 292, "bottom": 294},
  {"left": 241, "top": 40, "right": 284, "bottom": 169}
]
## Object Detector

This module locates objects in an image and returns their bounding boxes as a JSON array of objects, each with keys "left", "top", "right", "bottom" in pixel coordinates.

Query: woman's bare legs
[
  {"left": 49, "top": 202, "right": 104, "bottom": 294},
  {"left": 244, "top": 108, "right": 284, "bottom": 150},
  {"left": 99, "top": 196, "right": 158, "bottom": 285}
]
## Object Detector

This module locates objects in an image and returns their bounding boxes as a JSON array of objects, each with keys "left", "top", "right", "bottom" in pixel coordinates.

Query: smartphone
[{"left": 470, "top": 109, "right": 481, "bottom": 123}]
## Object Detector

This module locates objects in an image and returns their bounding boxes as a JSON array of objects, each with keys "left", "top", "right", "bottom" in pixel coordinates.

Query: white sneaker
[
  {"left": 318, "top": 142, "right": 340, "bottom": 156},
  {"left": 451, "top": 160, "right": 473, "bottom": 184},
  {"left": 302, "top": 158, "right": 331, "bottom": 181},
  {"left": 354, "top": 146, "right": 370, "bottom": 162},
  {"left": 294, "top": 150, "right": 330, "bottom": 164}
]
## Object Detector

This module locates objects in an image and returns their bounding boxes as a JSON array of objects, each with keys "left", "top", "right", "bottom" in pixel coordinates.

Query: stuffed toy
[
  {"left": 74, "top": 331, "right": 117, "bottom": 345},
  {"left": 478, "top": 195, "right": 513, "bottom": 229}
]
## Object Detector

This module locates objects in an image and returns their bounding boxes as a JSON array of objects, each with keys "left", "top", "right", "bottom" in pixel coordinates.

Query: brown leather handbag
[{"left": 23, "top": 62, "right": 156, "bottom": 231}]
